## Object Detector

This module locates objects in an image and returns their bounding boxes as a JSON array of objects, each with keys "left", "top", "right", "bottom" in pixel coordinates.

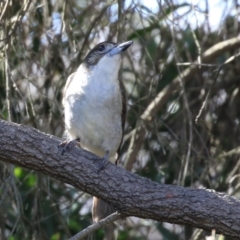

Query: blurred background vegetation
[{"left": 0, "top": 0, "right": 240, "bottom": 239}]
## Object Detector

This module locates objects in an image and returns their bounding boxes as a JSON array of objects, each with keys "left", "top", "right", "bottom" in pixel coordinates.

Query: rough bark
[{"left": 0, "top": 119, "right": 240, "bottom": 239}]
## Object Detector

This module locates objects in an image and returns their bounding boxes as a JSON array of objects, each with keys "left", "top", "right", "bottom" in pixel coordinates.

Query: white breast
[{"left": 63, "top": 56, "right": 123, "bottom": 163}]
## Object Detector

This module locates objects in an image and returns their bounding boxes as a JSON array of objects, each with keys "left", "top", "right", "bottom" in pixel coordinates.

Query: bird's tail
[
  {"left": 92, "top": 197, "right": 117, "bottom": 240},
  {"left": 92, "top": 197, "right": 115, "bottom": 222}
]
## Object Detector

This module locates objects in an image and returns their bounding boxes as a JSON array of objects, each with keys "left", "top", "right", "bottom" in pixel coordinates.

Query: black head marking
[{"left": 83, "top": 41, "right": 117, "bottom": 67}]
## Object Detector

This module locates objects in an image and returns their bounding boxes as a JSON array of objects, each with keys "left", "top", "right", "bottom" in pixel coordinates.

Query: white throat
[{"left": 63, "top": 53, "right": 123, "bottom": 162}]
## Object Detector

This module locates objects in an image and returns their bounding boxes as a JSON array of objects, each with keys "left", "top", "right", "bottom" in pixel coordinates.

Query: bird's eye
[{"left": 98, "top": 45, "right": 105, "bottom": 52}]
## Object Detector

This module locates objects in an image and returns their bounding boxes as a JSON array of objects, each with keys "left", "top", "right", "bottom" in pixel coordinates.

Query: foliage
[{"left": 0, "top": 0, "right": 240, "bottom": 239}]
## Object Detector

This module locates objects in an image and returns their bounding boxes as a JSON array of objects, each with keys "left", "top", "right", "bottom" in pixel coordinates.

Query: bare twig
[
  {"left": 124, "top": 37, "right": 240, "bottom": 171},
  {"left": 74, "top": 4, "right": 112, "bottom": 69},
  {"left": 68, "top": 212, "right": 122, "bottom": 240},
  {"left": 5, "top": 52, "right": 11, "bottom": 122},
  {"left": 0, "top": 0, "right": 10, "bottom": 22},
  {"left": 195, "top": 52, "right": 240, "bottom": 123}
]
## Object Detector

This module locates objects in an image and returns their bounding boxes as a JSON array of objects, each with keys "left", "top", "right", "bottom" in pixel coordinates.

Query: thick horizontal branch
[{"left": 0, "top": 119, "right": 240, "bottom": 239}]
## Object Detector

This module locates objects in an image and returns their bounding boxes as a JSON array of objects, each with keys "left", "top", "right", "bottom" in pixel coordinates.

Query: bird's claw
[
  {"left": 96, "top": 151, "right": 109, "bottom": 173},
  {"left": 58, "top": 138, "right": 80, "bottom": 155}
]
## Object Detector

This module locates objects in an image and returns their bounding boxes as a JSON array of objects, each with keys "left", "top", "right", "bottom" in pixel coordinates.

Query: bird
[{"left": 59, "top": 40, "right": 133, "bottom": 223}]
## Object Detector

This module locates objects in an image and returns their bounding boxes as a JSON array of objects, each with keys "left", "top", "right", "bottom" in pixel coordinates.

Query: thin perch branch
[{"left": 68, "top": 212, "right": 122, "bottom": 240}]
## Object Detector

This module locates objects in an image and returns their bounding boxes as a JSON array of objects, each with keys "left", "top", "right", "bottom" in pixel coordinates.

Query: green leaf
[
  {"left": 14, "top": 167, "right": 23, "bottom": 178},
  {"left": 27, "top": 174, "right": 36, "bottom": 187},
  {"left": 51, "top": 232, "right": 60, "bottom": 240}
]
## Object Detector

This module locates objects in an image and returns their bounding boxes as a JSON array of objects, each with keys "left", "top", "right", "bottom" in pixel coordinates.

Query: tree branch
[
  {"left": 69, "top": 212, "right": 122, "bottom": 240},
  {"left": 0, "top": 119, "right": 240, "bottom": 239},
  {"left": 125, "top": 36, "right": 240, "bottom": 171}
]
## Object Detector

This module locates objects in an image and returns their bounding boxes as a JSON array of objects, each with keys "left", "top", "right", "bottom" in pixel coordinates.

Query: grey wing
[
  {"left": 62, "top": 72, "right": 76, "bottom": 107},
  {"left": 116, "top": 79, "right": 127, "bottom": 164}
]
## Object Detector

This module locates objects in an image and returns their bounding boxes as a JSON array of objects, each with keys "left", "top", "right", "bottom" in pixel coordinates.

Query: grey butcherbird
[{"left": 60, "top": 40, "right": 133, "bottom": 223}]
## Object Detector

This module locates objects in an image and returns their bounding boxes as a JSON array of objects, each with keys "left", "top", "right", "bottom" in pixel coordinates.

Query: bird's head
[{"left": 83, "top": 41, "right": 133, "bottom": 72}]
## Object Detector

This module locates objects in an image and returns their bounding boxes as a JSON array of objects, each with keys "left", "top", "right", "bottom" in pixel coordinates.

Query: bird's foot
[
  {"left": 96, "top": 151, "right": 109, "bottom": 173},
  {"left": 58, "top": 138, "right": 80, "bottom": 155}
]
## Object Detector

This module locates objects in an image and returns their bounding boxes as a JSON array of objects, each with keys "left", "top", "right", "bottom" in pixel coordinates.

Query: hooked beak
[{"left": 109, "top": 41, "right": 133, "bottom": 56}]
